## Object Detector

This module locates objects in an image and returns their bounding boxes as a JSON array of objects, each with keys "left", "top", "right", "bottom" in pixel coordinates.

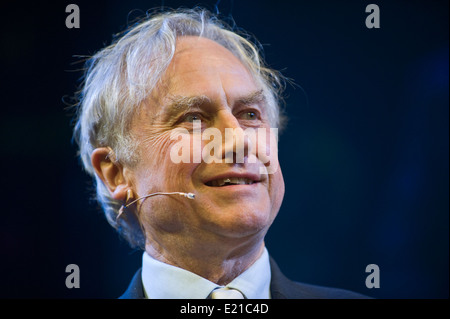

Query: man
[{"left": 73, "top": 8, "right": 368, "bottom": 299}]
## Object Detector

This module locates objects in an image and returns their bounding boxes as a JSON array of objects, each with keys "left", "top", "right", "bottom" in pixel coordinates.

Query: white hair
[{"left": 73, "top": 8, "right": 286, "bottom": 248}]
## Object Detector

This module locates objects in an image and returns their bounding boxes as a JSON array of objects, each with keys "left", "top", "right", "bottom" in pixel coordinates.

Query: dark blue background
[{"left": 0, "top": 0, "right": 448, "bottom": 298}]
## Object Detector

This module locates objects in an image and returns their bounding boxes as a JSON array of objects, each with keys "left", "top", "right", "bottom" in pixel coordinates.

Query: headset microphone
[{"left": 117, "top": 192, "right": 195, "bottom": 220}]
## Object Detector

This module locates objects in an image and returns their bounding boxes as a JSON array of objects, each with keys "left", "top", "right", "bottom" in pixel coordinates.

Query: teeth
[{"left": 209, "top": 177, "right": 254, "bottom": 187}]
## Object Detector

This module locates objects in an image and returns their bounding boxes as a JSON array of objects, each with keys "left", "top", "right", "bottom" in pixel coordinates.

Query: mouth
[
  {"left": 203, "top": 171, "right": 262, "bottom": 188},
  {"left": 206, "top": 177, "right": 256, "bottom": 187}
]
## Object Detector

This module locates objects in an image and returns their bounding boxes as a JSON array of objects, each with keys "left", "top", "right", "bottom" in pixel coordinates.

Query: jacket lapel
[{"left": 119, "top": 268, "right": 145, "bottom": 299}]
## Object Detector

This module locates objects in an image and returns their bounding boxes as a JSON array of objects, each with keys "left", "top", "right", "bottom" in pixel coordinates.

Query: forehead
[
  {"left": 170, "top": 36, "right": 247, "bottom": 71},
  {"left": 155, "top": 36, "right": 259, "bottom": 105}
]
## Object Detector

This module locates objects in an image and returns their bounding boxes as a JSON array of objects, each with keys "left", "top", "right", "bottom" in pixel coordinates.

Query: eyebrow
[
  {"left": 153, "top": 95, "right": 209, "bottom": 122},
  {"left": 160, "top": 89, "right": 266, "bottom": 120},
  {"left": 235, "top": 89, "right": 266, "bottom": 106},
  {"left": 166, "top": 95, "right": 211, "bottom": 113}
]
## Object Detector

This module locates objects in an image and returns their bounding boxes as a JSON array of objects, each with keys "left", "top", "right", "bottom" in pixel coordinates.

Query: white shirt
[{"left": 141, "top": 247, "right": 272, "bottom": 299}]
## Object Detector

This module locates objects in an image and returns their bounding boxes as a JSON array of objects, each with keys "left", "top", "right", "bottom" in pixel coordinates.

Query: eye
[
  {"left": 182, "top": 113, "right": 202, "bottom": 123},
  {"left": 240, "top": 111, "right": 258, "bottom": 120}
]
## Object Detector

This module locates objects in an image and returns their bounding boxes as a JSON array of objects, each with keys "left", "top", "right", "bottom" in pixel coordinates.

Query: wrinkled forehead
[
  {"left": 143, "top": 36, "right": 265, "bottom": 118},
  {"left": 170, "top": 36, "right": 248, "bottom": 72}
]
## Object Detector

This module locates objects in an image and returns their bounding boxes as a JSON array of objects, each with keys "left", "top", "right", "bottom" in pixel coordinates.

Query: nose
[{"left": 214, "top": 111, "right": 252, "bottom": 164}]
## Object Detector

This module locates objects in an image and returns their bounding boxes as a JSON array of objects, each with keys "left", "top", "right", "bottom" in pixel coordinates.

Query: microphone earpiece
[
  {"left": 117, "top": 191, "right": 195, "bottom": 221},
  {"left": 183, "top": 192, "right": 195, "bottom": 199},
  {"left": 123, "top": 191, "right": 195, "bottom": 209}
]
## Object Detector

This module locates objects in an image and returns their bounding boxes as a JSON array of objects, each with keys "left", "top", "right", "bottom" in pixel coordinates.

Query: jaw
[{"left": 186, "top": 181, "right": 275, "bottom": 239}]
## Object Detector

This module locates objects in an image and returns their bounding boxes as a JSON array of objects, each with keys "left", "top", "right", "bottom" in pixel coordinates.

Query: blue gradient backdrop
[{"left": 0, "top": 0, "right": 448, "bottom": 298}]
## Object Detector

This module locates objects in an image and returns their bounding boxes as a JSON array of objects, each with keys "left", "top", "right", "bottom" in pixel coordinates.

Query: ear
[{"left": 91, "top": 147, "right": 131, "bottom": 201}]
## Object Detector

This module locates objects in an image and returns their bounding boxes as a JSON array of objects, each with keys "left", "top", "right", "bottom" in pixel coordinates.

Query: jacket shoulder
[
  {"left": 281, "top": 280, "right": 372, "bottom": 299},
  {"left": 119, "top": 268, "right": 145, "bottom": 299},
  {"left": 269, "top": 257, "right": 372, "bottom": 299}
]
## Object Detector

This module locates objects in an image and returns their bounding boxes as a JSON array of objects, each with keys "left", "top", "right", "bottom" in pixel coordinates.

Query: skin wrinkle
[
  {"left": 137, "top": 89, "right": 270, "bottom": 165},
  {"left": 77, "top": 9, "right": 289, "bottom": 256},
  {"left": 95, "top": 36, "right": 285, "bottom": 286},
  {"left": 145, "top": 221, "right": 266, "bottom": 280},
  {"left": 144, "top": 231, "right": 265, "bottom": 281},
  {"left": 159, "top": 91, "right": 267, "bottom": 127},
  {"left": 141, "top": 127, "right": 173, "bottom": 148}
]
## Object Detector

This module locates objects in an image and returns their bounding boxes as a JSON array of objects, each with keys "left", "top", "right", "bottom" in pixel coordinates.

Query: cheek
[
  {"left": 142, "top": 130, "right": 175, "bottom": 163},
  {"left": 134, "top": 130, "right": 199, "bottom": 191},
  {"left": 137, "top": 127, "right": 197, "bottom": 173},
  {"left": 131, "top": 132, "right": 177, "bottom": 192},
  {"left": 252, "top": 127, "right": 280, "bottom": 175},
  {"left": 269, "top": 168, "right": 285, "bottom": 216},
  {"left": 273, "top": 168, "right": 285, "bottom": 197}
]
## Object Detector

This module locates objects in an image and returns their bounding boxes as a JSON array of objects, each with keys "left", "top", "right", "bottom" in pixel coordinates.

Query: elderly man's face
[{"left": 128, "top": 36, "right": 284, "bottom": 242}]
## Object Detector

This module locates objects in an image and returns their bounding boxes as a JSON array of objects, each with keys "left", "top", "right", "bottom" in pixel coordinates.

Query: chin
[{"left": 202, "top": 206, "right": 274, "bottom": 239}]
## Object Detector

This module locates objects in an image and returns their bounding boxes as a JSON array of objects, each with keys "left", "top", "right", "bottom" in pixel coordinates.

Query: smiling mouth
[{"left": 206, "top": 177, "right": 256, "bottom": 187}]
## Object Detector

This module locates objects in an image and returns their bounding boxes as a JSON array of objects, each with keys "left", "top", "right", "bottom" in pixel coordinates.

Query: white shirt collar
[{"left": 141, "top": 247, "right": 271, "bottom": 299}]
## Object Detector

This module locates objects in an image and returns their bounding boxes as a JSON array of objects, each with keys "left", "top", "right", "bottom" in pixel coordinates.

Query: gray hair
[{"left": 73, "top": 8, "right": 286, "bottom": 249}]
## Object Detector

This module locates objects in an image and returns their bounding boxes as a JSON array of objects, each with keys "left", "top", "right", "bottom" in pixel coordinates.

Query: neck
[{"left": 145, "top": 233, "right": 266, "bottom": 285}]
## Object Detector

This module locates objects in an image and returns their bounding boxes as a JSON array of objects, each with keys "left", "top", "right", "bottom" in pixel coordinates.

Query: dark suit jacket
[{"left": 119, "top": 257, "right": 370, "bottom": 299}]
